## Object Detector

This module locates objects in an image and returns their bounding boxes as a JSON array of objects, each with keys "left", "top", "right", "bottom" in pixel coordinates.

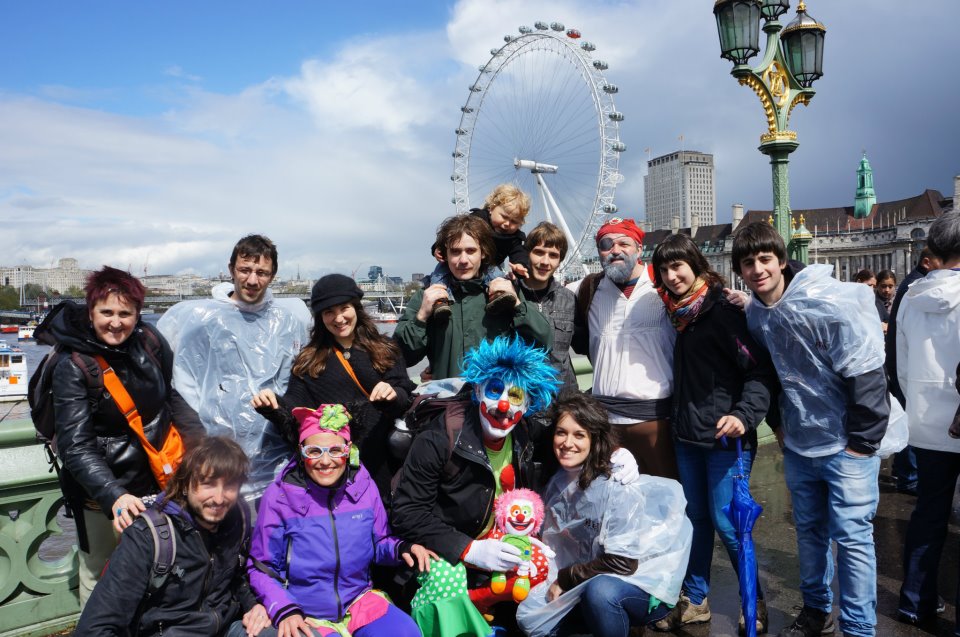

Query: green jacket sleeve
[
  {"left": 512, "top": 299, "right": 554, "bottom": 353},
  {"left": 395, "top": 289, "right": 429, "bottom": 368}
]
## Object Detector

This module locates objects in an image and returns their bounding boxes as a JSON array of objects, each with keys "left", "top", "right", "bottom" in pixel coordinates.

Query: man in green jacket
[{"left": 396, "top": 214, "right": 553, "bottom": 380}]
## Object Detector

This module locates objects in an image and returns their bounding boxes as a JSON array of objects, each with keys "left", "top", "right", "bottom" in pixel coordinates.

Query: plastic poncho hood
[
  {"left": 517, "top": 472, "right": 692, "bottom": 636},
  {"left": 746, "top": 264, "right": 885, "bottom": 457},
  {"left": 158, "top": 282, "right": 311, "bottom": 498}
]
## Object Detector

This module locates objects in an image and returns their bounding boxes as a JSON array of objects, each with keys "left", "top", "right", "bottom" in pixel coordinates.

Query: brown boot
[
  {"left": 485, "top": 289, "right": 518, "bottom": 314},
  {"left": 432, "top": 298, "right": 453, "bottom": 323},
  {"left": 739, "top": 598, "right": 769, "bottom": 635},
  {"left": 652, "top": 595, "right": 711, "bottom": 631}
]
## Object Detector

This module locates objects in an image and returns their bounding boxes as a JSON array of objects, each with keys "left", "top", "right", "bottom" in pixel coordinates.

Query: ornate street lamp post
[{"left": 714, "top": 0, "right": 825, "bottom": 262}]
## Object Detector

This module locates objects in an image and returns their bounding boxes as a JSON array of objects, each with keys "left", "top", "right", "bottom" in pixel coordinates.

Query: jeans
[
  {"left": 899, "top": 447, "right": 960, "bottom": 628},
  {"left": 782, "top": 447, "right": 880, "bottom": 637},
  {"left": 224, "top": 603, "right": 420, "bottom": 637},
  {"left": 428, "top": 262, "right": 506, "bottom": 298},
  {"left": 674, "top": 441, "right": 760, "bottom": 605},
  {"left": 892, "top": 445, "right": 919, "bottom": 490},
  {"left": 226, "top": 621, "right": 277, "bottom": 637},
  {"left": 554, "top": 575, "right": 671, "bottom": 637}
]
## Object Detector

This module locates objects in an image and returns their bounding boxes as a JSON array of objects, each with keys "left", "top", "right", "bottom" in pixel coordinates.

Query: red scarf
[{"left": 658, "top": 278, "right": 710, "bottom": 332}]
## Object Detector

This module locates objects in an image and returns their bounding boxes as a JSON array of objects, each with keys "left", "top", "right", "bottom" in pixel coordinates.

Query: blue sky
[{"left": 1, "top": 0, "right": 957, "bottom": 280}]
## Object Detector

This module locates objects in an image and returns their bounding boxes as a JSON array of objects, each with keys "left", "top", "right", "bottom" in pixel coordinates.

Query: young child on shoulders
[{"left": 428, "top": 184, "right": 532, "bottom": 318}]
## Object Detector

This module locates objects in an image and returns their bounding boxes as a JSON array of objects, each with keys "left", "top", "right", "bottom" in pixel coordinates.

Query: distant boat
[
  {"left": 0, "top": 340, "right": 28, "bottom": 402},
  {"left": 371, "top": 311, "right": 400, "bottom": 324},
  {"left": 18, "top": 324, "right": 35, "bottom": 341},
  {"left": 0, "top": 325, "right": 17, "bottom": 334}
]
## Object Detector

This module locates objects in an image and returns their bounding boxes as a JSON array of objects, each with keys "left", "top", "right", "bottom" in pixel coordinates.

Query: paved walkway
[{"left": 655, "top": 449, "right": 959, "bottom": 637}]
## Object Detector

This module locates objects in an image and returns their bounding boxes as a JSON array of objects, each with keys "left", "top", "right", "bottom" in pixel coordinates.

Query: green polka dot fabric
[{"left": 410, "top": 558, "right": 493, "bottom": 637}]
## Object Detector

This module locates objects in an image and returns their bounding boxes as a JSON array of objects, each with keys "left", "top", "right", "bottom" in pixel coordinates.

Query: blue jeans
[
  {"left": 892, "top": 445, "right": 919, "bottom": 490},
  {"left": 428, "top": 262, "right": 506, "bottom": 298},
  {"left": 783, "top": 447, "right": 880, "bottom": 637},
  {"left": 554, "top": 575, "right": 670, "bottom": 637},
  {"left": 899, "top": 447, "right": 960, "bottom": 628},
  {"left": 674, "top": 441, "right": 761, "bottom": 605}
]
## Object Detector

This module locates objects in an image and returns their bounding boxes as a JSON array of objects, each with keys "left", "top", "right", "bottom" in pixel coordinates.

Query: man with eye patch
[{"left": 570, "top": 217, "right": 679, "bottom": 479}]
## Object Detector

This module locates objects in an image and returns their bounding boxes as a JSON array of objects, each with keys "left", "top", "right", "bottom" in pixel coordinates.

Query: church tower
[{"left": 854, "top": 153, "right": 876, "bottom": 219}]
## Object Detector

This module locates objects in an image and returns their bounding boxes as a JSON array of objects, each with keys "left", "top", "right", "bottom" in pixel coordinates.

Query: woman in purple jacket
[{"left": 248, "top": 404, "right": 433, "bottom": 637}]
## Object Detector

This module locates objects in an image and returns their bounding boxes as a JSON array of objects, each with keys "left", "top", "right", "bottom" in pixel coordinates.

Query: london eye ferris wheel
[{"left": 452, "top": 21, "right": 626, "bottom": 278}]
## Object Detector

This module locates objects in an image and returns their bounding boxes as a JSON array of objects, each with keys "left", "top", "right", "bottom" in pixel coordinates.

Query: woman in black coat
[
  {"left": 252, "top": 274, "right": 415, "bottom": 497},
  {"left": 38, "top": 266, "right": 202, "bottom": 606},
  {"left": 651, "top": 234, "right": 777, "bottom": 633}
]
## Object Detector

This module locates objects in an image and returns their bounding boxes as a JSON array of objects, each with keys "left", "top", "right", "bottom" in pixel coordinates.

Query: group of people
[{"left": 36, "top": 185, "right": 960, "bottom": 637}]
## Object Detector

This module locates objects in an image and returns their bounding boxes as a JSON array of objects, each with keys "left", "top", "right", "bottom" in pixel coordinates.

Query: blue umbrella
[{"left": 722, "top": 437, "right": 763, "bottom": 637}]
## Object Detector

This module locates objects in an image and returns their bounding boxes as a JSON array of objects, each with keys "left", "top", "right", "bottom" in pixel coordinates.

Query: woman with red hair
[{"left": 34, "top": 265, "right": 202, "bottom": 606}]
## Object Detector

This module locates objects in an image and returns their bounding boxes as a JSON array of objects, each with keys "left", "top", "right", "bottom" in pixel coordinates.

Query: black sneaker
[{"left": 777, "top": 606, "right": 834, "bottom": 637}]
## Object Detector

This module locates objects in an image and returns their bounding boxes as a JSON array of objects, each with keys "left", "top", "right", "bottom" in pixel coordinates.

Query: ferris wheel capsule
[
  {"left": 550, "top": 22, "right": 564, "bottom": 31},
  {"left": 603, "top": 204, "right": 619, "bottom": 213},
  {"left": 566, "top": 29, "right": 581, "bottom": 39},
  {"left": 593, "top": 60, "right": 609, "bottom": 70},
  {"left": 608, "top": 111, "right": 624, "bottom": 122},
  {"left": 490, "top": 48, "right": 501, "bottom": 56},
  {"left": 603, "top": 84, "right": 618, "bottom": 94},
  {"left": 519, "top": 25, "right": 532, "bottom": 34},
  {"left": 610, "top": 141, "right": 626, "bottom": 152},
  {"left": 534, "top": 21, "right": 549, "bottom": 30},
  {"left": 580, "top": 41, "right": 595, "bottom": 51},
  {"left": 504, "top": 34, "right": 515, "bottom": 42}
]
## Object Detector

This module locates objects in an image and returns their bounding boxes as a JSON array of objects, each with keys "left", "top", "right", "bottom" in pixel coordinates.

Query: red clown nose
[{"left": 498, "top": 399, "right": 510, "bottom": 413}]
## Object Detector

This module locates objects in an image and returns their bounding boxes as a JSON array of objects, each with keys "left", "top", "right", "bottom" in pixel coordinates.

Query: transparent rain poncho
[
  {"left": 745, "top": 264, "right": 887, "bottom": 457},
  {"left": 158, "top": 283, "right": 311, "bottom": 498},
  {"left": 516, "top": 472, "right": 692, "bottom": 637}
]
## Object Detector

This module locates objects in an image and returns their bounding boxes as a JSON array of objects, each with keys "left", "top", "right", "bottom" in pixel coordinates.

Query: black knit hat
[{"left": 310, "top": 274, "right": 363, "bottom": 314}]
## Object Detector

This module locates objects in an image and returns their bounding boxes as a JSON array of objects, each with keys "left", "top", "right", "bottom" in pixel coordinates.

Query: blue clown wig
[{"left": 460, "top": 335, "right": 561, "bottom": 413}]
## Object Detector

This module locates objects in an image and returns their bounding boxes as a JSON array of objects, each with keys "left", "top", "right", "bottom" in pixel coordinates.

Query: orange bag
[{"left": 95, "top": 356, "right": 185, "bottom": 491}]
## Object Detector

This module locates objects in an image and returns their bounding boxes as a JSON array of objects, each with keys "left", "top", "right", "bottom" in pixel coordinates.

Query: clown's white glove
[
  {"left": 463, "top": 539, "right": 522, "bottom": 572},
  {"left": 610, "top": 448, "right": 639, "bottom": 484}
]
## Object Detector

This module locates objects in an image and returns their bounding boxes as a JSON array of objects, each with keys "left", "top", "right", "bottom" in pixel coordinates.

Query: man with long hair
[
  {"left": 76, "top": 437, "right": 275, "bottom": 637},
  {"left": 396, "top": 215, "right": 553, "bottom": 380}
]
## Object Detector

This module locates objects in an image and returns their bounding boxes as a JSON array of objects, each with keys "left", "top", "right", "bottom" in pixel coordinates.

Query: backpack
[{"left": 388, "top": 384, "right": 474, "bottom": 501}]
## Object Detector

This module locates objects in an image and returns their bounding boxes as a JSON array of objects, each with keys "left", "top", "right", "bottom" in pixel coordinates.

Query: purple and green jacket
[{"left": 247, "top": 459, "right": 405, "bottom": 624}]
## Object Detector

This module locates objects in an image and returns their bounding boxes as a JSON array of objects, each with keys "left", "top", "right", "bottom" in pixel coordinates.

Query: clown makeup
[
  {"left": 504, "top": 497, "right": 537, "bottom": 536},
  {"left": 476, "top": 377, "right": 530, "bottom": 441}
]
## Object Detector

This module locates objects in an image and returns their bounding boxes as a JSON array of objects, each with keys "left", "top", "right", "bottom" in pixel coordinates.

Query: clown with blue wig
[{"left": 391, "top": 335, "right": 564, "bottom": 636}]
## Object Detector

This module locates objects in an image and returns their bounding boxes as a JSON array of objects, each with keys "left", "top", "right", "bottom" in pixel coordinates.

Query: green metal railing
[{"left": 0, "top": 420, "right": 79, "bottom": 637}]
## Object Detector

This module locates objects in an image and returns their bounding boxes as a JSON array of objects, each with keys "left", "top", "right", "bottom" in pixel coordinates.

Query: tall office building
[{"left": 644, "top": 150, "right": 716, "bottom": 231}]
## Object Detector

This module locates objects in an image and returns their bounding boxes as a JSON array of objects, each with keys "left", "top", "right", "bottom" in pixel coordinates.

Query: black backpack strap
[
  {"left": 140, "top": 508, "right": 179, "bottom": 596},
  {"left": 250, "top": 536, "right": 292, "bottom": 589},
  {"left": 441, "top": 400, "right": 468, "bottom": 480}
]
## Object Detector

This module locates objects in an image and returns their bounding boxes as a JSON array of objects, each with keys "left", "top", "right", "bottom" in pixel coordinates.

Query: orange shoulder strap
[
  {"left": 335, "top": 349, "right": 371, "bottom": 398},
  {"left": 94, "top": 356, "right": 158, "bottom": 454}
]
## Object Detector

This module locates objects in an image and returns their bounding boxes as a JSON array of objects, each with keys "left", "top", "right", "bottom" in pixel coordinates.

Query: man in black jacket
[
  {"left": 76, "top": 436, "right": 275, "bottom": 637},
  {"left": 391, "top": 337, "right": 560, "bottom": 584}
]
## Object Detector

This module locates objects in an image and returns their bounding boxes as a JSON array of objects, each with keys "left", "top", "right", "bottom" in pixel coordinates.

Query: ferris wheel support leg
[
  {"left": 536, "top": 181, "right": 553, "bottom": 224},
  {"left": 534, "top": 173, "right": 588, "bottom": 276}
]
